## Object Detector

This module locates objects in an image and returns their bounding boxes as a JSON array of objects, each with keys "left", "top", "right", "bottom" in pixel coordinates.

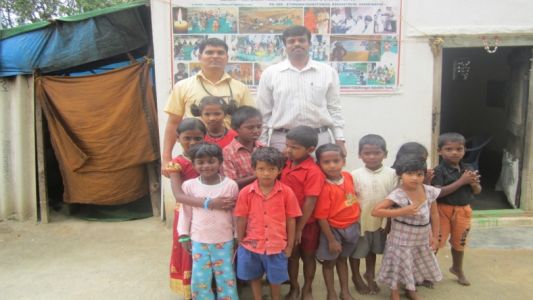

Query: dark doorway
[{"left": 440, "top": 46, "right": 531, "bottom": 210}]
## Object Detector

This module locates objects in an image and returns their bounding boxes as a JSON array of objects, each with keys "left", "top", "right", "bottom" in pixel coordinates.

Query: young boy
[
  {"left": 221, "top": 106, "right": 263, "bottom": 189},
  {"left": 314, "top": 144, "right": 361, "bottom": 300},
  {"left": 432, "top": 132, "right": 481, "bottom": 286},
  {"left": 350, "top": 134, "right": 398, "bottom": 295},
  {"left": 281, "top": 126, "right": 325, "bottom": 300},
  {"left": 234, "top": 147, "right": 302, "bottom": 300}
]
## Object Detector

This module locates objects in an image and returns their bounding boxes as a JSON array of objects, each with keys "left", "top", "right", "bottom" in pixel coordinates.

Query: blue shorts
[{"left": 236, "top": 246, "right": 288, "bottom": 285}]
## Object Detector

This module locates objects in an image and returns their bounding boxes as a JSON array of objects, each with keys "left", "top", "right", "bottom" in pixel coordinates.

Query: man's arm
[
  {"left": 256, "top": 69, "right": 274, "bottom": 143},
  {"left": 162, "top": 114, "right": 182, "bottom": 177},
  {"left": 325, "top": 66, "right": 346, "bottom": 155}
]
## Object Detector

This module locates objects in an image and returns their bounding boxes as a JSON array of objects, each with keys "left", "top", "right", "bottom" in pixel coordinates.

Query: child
[
  {"left": 372, "top": 157, "right": 442, "bottom": 300},
  {"left": 178, "top": 143, "right": 239, "bottom": 299},
  {"left": 221, "top": 106, "right": 263, "bottom": 189},
  {"left": 393, "top": 142, "right": 434, "bottom": 184},
  {"left": 431, "top": 132, "right": 481, "bottom": 286},
  {"left": 191, "top": 96, "right": 238, "bottom": 148},
  {"left": 314, "top": 144, "right": 361, "bottom": 300},
  {"left": 166, "top": 118, "right": 206, "bottom": 299},
  {"left": 350, "top": 134, "right": 397, "bottom": 295},
  {"left": 234, "top": 147, "right": 302, "bottom": 300},
  {"left": 281, "top": 126, "right": 325, "bottom": 300}
]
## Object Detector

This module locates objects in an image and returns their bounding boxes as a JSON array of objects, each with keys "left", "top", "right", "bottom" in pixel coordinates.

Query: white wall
[{"left": 150, "top": 0, "right": 533, "bottom": 172}]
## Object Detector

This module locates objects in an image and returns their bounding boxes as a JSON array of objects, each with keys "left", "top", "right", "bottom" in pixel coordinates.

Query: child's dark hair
[
  {"left": 188, "top": 142, "right": 223, "bottom": 163},
  {"left": 392, "top": 142, "right": 428, "bottom": 169},
  {"left": 316, "top": 143, "right": 344, "bottom": 162},
  {"left": 286, "top": 126, "right": 318, "bottom": 148},
  {"left": 251, "top": 147, "right": 285, "bottom": 170},
  {"left": 393, "top": 155, "right": 427, "bottom": 176},
  {"left": 438, "top": 132, "right": 466, "bottom": 149},
  {"left": 177, "top": 118, "right": 207, "bottom": 135},
  {"left": 231, "top": 106, "right": 262, "bottom": 130},
  {"left": 358, "top": 134, "right": 387, "bottom": 153},
  {"left": 190, "top": 96, "right": 238, "bottom": 117}
]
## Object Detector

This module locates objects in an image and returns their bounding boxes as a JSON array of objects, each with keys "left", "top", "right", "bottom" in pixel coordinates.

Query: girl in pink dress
[{"left": 372, "top": 157, "right": 442, "bottom": 300}]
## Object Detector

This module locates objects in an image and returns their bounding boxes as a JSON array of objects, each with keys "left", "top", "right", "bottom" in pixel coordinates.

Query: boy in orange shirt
[
  {"left": 314, "top": 144, "right": 361, "bottom": 300},
  {"left": 235, "top": 147, "right": 302, "bottom": 300},
  {"left": 281, "top": 126, "right": 325, "bottom": 300}
]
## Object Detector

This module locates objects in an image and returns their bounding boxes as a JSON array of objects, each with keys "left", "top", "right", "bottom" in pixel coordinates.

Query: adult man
[
  {"left": 257, "top": 25, "right": 346, "bottom": 156},
  {"left": 162, "top": 37, "right": 254, "bottom": 176}
]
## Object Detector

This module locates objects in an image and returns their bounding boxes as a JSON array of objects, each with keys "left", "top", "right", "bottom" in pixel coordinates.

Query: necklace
[
  {"left": 200, "top": 174, "right": 223, "bottom": 185},
  {"left": 327, "top": 176, "right": 344, "bottom": 185},
  {"left": 207, "top": 128, "right": 227, "bottom": 140}
]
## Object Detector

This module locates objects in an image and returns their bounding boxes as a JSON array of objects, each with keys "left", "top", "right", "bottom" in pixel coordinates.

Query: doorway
[{"left": 440, "top": 46, "right": 531, "bottom": 210}]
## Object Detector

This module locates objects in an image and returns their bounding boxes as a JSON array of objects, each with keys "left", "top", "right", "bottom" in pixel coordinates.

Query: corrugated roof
[{"left": 0, "top": 0, "right": 149, "bottom": 40}]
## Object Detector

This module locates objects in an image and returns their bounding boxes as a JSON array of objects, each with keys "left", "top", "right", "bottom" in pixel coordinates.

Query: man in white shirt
[{"left": 257, "top": 25, "right": 346, "bottom": 155}]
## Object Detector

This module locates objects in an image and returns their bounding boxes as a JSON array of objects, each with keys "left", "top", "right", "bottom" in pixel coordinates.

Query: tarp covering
[
  {"left": 35, "top": 61, "right": 159, "bottom": 205},
  {"left": 0, "top": 4, "right": 149, "bottom": 77}
]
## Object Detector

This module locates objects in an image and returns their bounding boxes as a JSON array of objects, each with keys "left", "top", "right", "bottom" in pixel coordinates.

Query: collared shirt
[
  {"left": 281, "top": 156, "right": 325, "bottom": 224},
  {"left": 178, "top": 177, "right": 239, "bottom": 244},
  {"left": 314, "top": 172, "right": 360, "bottom": 229},
  {"left": 221, "top": 138, "right": 263, "bottom": 180},
  {"left": 432, "top": 160, "right": 475, "bottom": 206},
  {"left": 351, "top": 166, "right": 398, "bottom": 233},
  {"left": 257, "top": 59, "right": 345, "bottom": 140},
  {"left": 234, "top": 180, "right": 302, "bottom": 255},
  {"left": 165, "top": 71, "right": 255, "bottom": 126}
]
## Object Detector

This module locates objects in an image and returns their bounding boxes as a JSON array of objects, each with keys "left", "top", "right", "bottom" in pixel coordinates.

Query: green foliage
[{"left": 0, "top": 0, "right": 134, "bottom": 29}]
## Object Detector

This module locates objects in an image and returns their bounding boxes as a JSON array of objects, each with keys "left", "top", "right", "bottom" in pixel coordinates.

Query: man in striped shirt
[{"left": 257, "top": 25, "right": 346, "bottom": 156}]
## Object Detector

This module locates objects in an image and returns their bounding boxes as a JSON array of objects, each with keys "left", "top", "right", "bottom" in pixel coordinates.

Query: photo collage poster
[{"left": 171, "top": 0, "right": 401, "bottom": 93}]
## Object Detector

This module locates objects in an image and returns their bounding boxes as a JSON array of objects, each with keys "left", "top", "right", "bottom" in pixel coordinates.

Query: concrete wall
[{"left": 150, "top": 0, "right": 533, "bottom": 214}]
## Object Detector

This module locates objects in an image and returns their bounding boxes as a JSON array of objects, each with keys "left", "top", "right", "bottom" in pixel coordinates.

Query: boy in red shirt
[
  {"left": 314, "top": 144, "right": 361, "bottom": 300},
  {"left": 281, "top": 126, "right": 325, "bottom": 300},
  {"left": 235, "top": 147, "right": 302, "bottom": 300}
]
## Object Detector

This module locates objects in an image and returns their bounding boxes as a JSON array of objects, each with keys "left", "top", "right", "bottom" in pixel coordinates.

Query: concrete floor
[{"left": 1, "top": 214, "right": 533, "bottom": 300}]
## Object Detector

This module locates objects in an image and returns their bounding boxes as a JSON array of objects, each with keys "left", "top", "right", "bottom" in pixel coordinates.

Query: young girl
[
  {"left": 191, "top": 96, "right": 238, "bottom": 148},
  {"left": 167, "top": 118, "right": 206, "bottom": 299},
  {"left": 314, "top": 144, "right": 361, "bottom": 300},
  {"left": 372, "top": 157, "right": 442, "bottom": 300},
  {"left": 178, "top": 143, "right": 239, "bottom": 299}
]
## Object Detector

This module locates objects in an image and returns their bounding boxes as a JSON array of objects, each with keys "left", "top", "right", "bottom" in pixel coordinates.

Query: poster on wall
[{"left": 171, "top": 0, "right": 401, "bottom": 93}]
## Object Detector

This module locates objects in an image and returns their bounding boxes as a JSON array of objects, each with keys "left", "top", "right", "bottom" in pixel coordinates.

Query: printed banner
[{"left": 171, "top": 0, "right": 401, "bottom": 93}]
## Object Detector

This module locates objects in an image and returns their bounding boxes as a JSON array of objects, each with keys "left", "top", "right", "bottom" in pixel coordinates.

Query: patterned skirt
[
  {"left": 170, "top": 207, "right": 192, "bottom": 299},
  {"left": 377, "top": 222, "right": 442, "bottom": 291}
]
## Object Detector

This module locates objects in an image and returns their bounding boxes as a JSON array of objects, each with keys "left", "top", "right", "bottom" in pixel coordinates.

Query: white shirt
[
  {"left": 351, "top": 166, "right": 398, "bottom": 234},
  {"left": 257, "top": 59, "right": 345, "bottom": 140}
]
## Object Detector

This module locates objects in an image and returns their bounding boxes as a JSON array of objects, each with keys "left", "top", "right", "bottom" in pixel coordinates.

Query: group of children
[{"left": 166, "top": 95, "right": 481, "bottom": 300}]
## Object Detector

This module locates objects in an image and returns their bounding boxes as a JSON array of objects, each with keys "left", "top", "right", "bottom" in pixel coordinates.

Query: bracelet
[
  {"left": 178, "top": 236, "right": 191, "bottom": 243},
  {"left": 203, "top": 197, "right": 212, "bottom": 209}
]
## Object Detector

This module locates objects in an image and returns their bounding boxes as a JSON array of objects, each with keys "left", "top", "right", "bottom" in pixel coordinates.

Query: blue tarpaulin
[{"left": 0, "top": 4, "right": 149, "bottom": 77}]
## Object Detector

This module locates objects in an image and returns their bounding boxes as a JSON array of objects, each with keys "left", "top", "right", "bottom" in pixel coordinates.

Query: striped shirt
[{"left": 257, "top": 59, "right": 345, "bottom": 140}]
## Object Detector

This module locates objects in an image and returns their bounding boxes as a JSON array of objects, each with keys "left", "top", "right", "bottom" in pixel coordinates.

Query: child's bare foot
[
  {"left": 301, "top": 285, "right": 313, "bottom": 300},
  {"left": 339, "top": 290, "right": 355, "bottom": 300},
  {"left": 352, "top": 274, "right": 370, "bottom": 295},
  {"left": 364, "top": 272, "right": 381, "bottom": 294},
  {"left": 416, "top": 280, "right": 434, "bottom": 289},
  {"left": 449, "top": 267, "right": 471, "bottom": 286},
  {"left": 405, "top": 289, "right": 421, "bottom": 300},
  {"left": 326, "top": 292, "right": 337, "bottom": 300},
  {"left": 284, "top": 286, "right": 300, "bottom": 300},
  {"left": 390, "top": 289, "right": 401, "bottom": 300}
]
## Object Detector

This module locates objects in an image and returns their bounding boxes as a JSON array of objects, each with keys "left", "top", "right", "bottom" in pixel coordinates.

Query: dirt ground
[{"left": 1, "top": 214, "right": 533, "bottom": 300}]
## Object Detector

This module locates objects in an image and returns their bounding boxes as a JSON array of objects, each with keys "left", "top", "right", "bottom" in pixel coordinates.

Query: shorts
[
  {"left": 316, "top": 222, "right": 360, "bottom": 261},
  {"left": 236, "top": 246, "right": 289, "bottom": 285},
  {"left": 351, "top": 228, "right": 387, "bottom": 258},
  {"left": 299, "top": 222, "right": 320, "bottom": 253},
  {"left": 438, "top": 203, "right": 472, "bottom": 251}
]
